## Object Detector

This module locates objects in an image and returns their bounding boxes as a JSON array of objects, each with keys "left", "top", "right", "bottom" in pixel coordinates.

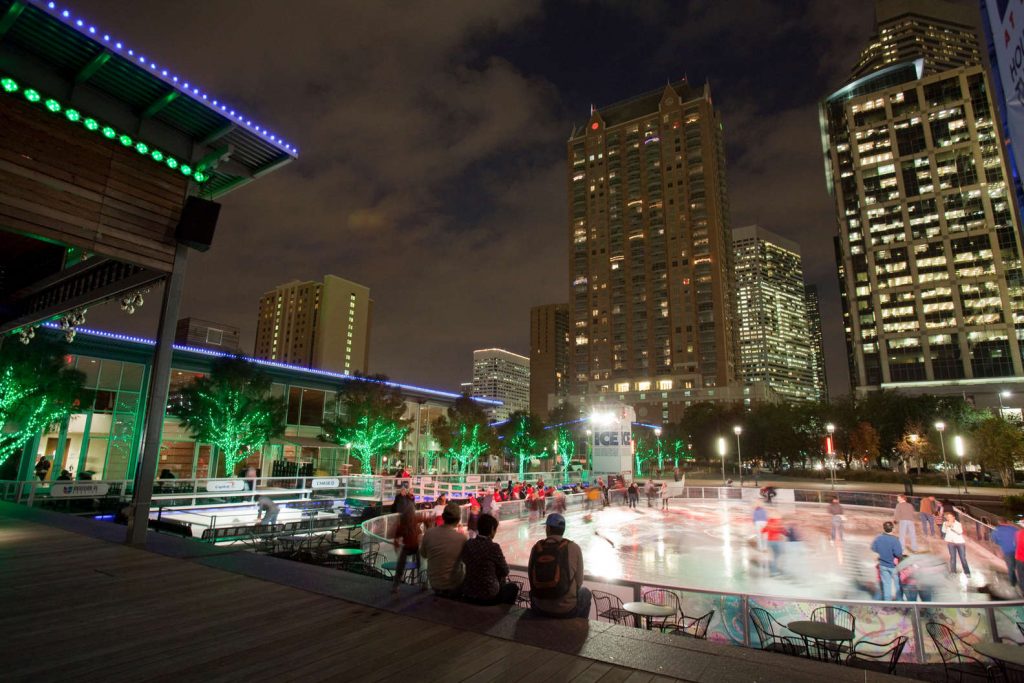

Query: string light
[
  {"left": 0, "top": 74, "right": 208, "bottom": 184},
  {"left": 36, "top": 323, "right": 501, "bottom": 404},
  {"left": 36, "top": 0, "right": 297, "bottom": 155}
]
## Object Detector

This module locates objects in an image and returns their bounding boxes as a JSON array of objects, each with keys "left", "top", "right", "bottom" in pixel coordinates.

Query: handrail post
[
  {"left": 987, "top": 605, "right": 999, "bottom": 642},
  {"left": 911, "top": 604, "right": 925, "bottom": 664},
  {"left": 742, "top": 595, "right": 750, "bottom": 647}
]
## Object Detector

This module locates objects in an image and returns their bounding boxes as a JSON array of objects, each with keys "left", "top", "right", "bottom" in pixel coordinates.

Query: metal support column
[{"left": 126, "top": 242, "right": 189, "bottom": 545}]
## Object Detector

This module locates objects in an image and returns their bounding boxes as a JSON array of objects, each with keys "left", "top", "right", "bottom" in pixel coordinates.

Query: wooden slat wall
[{"left": 0, "top": 95, "right": 187, "bottom": 273}]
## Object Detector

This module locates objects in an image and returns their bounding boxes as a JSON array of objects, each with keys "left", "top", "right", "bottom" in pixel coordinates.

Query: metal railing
[{"left": 361, "top": 486, "right": 1024, "bottom": 665}]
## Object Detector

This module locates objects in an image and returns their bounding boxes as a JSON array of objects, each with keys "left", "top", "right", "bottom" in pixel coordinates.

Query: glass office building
[{"left": 821, "top": 0, "right": 1024, "bottom": 399}]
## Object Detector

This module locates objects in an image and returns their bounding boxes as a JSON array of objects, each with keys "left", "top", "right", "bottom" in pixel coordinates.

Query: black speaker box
[{"left": 175, "top": 196, "right": 221, "bottom": 252}]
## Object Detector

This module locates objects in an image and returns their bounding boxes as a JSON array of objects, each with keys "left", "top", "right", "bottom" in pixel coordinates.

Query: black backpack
[{"left": 529, "top": 538, "right": 571, "bottom": 599}]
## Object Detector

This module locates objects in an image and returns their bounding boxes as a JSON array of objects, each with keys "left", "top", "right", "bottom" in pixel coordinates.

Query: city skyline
[{"left": 73, "top": 1, "right": 904, "bottom": 395}]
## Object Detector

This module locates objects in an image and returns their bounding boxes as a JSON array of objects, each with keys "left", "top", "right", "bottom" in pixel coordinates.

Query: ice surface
[{"left": 493, "top": 499, "right": 1010, "bottom": 602}]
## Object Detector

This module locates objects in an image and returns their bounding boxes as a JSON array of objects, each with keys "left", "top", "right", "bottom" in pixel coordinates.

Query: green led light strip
[{"left": 1, "top": 75, "right": 209, "bottom": 183}]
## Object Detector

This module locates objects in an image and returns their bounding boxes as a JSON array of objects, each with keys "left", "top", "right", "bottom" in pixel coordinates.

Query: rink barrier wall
[{"left": 361, "top": 485, "right": 1023, "bottom": 665}]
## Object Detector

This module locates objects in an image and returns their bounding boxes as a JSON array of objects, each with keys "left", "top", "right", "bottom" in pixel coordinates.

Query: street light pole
[
  {"left": 717, "top": 436, "right": 727, "bottom": 485},
  {"left": 826, "top": 423, "right": 836, "bottom": 491},
  {"left": 934, "top": 422, "right": 950, "bottom": 490},
  {"left": 954, "top": 434, "right": 967, "bottom": 495},
  {"left": 733, "top": 425, "right": 743, "bottom": 488}
]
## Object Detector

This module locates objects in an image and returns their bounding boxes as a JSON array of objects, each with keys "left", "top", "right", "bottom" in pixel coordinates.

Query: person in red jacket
[
  {"left": 1014, "top": 521, "right": 1024, "bottom": 589},
  {"left": 762, "top": 516, "right": 788, "bottom": 577}
]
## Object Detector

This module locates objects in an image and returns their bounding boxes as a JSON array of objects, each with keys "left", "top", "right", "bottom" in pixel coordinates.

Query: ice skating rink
[{"left": 493, "top": 499, "right": 1010, "bottom": 602}]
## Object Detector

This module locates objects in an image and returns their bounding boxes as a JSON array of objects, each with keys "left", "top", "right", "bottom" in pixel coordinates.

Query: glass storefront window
[
  {"left": 287, "top": 387, "right": 302, "bottom": 425},
  {"left": 98, "top": 361, "right": 122, "bottom": 390},
  {"left": 76, "top": 357, "right": 101, "bottom": 387},
  {"left": 299, "top": 388, "right": 325, "bottom": 426},
  {"left": 121, "top": 363, "right": 144, "bottom": 392}
]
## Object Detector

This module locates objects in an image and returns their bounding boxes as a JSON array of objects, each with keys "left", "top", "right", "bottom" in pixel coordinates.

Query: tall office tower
[
  {"left": 529, "top": 303, "right": 570, "bottom": 416},
  {"left": 472, "top": 348, "right": 530, "bottom": 421},
  {"left": 733, "top": 226, "right": 818, "bottom": 402},
  {"left": 803, "top": 285, "right": 829, "bottom": 401},
  {"left": 175, "top": 317, "right": 240, "bottom": 353},
  {"left": 850, "top": 0, "right": 981, "bottom": 80},
  {"left": 822, "top": 0, "right": 1024, "bottom": 399},
  {"left": 254, "top": 275, "right": 372, "bottom": 375},
  {"left": 568, "top": 80, "right": 736, "bottom": 408}
]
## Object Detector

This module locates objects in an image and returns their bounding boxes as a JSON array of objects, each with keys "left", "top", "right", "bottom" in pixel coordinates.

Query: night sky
[{"left": 74, "top": 0, "right": 885, "bottom": 396}]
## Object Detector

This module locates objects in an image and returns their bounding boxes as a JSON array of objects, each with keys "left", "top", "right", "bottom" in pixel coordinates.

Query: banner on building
[{"left": 982, "top": 0, "right": 1024, "bottom": 178}]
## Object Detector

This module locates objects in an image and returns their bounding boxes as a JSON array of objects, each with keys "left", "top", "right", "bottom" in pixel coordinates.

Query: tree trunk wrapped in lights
[
  {"left": 170, "top": 357, "right": 285, "bottom": 477},
  {"left": 432, "top": 395, "right": 496, "bottom": 476},
  {"left": 0, "top": 338, "right": 90, "bottom": 468},
  {"left": 496, "top": 411, "right": 546, "bottom": 479},
  {"left": 556, "top": 426, "right": 575, "bottom": 479},
  {"left": 321, "top": 373, "right": 410, "bottom": 475}
]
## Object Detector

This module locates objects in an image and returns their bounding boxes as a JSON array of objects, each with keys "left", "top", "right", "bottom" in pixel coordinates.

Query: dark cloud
[{"left": 77, "top": 0, "right": 887, "bottom": 396}]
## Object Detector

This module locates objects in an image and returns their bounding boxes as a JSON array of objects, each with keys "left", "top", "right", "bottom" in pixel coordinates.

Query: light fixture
[{"left": 1, "top": 74, "right": 209, "bottom": 183}]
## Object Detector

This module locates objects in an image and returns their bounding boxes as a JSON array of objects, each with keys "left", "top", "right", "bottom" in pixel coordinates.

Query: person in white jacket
[{"left": 941, "top": 511, "right": 971, "bottom": 576}]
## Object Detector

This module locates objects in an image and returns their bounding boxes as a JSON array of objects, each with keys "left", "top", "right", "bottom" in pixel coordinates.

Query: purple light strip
[
  {"left": 41, "top": 323, "right": 501, "bottom": 405},
  {"left": 35, "top": 0, "right": 297, "bottom": 156}
]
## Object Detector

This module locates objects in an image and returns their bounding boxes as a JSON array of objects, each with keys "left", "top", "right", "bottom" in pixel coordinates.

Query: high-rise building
[
  {"left": 253, "top": 275, "right": 371, "bottom": 375},
  {"left": 568, "top": 80, "right": 736, "bottom": 418},
  {"left": 804, "top": 285, "right": 829, "bottom": 401},
  {"left": 174, "top": 317, "right": 240, "bottom": 353},
  {"left": 850, "top": 0, "right": 981, "bottom": 80},
  {"left": 733, "top": 226, "right": 818, "bottom": 402},
  {"left": 472, "top": 348, "right": 530, "bottom": 421},
  {"left": 821, "top": 0, "right": 1024, "bottom": 400},
  {"left": 529, "top": 303, "right": 570, "bottom": 416}
]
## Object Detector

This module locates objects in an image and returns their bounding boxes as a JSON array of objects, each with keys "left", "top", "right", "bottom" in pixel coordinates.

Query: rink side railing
[
  {"left": 362, "top": 485, "right": 1023, "bottom": 665},
  {"left": 0, "top": 470, "right": 588, "bottom": 510}
]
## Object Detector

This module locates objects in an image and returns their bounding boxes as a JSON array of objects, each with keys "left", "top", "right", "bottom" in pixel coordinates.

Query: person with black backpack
[{"left": 528, "top": 513, "right": 591, "bottom": 618}]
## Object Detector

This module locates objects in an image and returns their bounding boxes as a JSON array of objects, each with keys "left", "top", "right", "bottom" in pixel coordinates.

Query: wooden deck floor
[{"left": 0, "top": 510, "right": 681, "bottom": 682}]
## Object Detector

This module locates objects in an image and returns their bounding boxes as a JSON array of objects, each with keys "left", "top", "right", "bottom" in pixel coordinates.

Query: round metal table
[
  {"left": 623, "top": 601, "right": 676, "bottom": 630},
  {"left": 327, "top": 547, "right": 364, "bottom": 557},
  {"left": 788, "top": 620, "right": 854, "bottom": 663}
]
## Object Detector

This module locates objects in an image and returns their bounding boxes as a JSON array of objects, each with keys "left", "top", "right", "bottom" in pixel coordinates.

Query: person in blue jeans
[
  {"left": 942, "top": 512, "right": 971, "bottom": 577},
  {"left": 870, "top": 521, "right": 904, "bottom": 600}
]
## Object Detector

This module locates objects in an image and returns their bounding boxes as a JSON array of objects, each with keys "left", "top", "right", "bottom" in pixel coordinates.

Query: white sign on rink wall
[
  {"left": 465, "top": 475, "right": 481, "bottom": 483},
  {"left": 206, "top": 479, "right": 245, "bottom": 492},
  {"left": 49, "top": 482, "right": 110, "bottom": 497},
  {"left": 590, "top": 402, "right": 637, "bottom": 478},
  {"left": 311, "top": 478, "right": 340, "bottom": 489}
]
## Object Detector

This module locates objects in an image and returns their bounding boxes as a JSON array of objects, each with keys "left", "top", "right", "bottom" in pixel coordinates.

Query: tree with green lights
[
  {"left": 633, "top": 433, "right": 658, "bottom": 477},
  {"left": 170, "top": 357, "right": 286, "bottom": 476},
  {"left": 0, "top": 338, "right": 90, "bottom": 469},
  {"left": 556, "top": 426, "right": 576, "bottom": 479},
  {"left": 497, "top": 412, "right": 547, "bottom": 478},
  {"left": 431, "top": 394, "right": 495, "bottom": 475},
  {"left": 321, "top": 373, "right": 411, "bottom": 475}
]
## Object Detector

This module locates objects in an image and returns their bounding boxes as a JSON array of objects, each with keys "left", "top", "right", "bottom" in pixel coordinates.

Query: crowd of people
[
  {"left": 753, "top": 490, "right": 994, "bottom": 601},
  {"left": 385, "top": 475, "right": 1004, "bottom": 611}
]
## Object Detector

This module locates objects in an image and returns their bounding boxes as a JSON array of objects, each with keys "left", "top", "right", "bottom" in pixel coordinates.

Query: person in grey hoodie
[{"left": 893, "top": 495, "right": 919, "bottom": 552}]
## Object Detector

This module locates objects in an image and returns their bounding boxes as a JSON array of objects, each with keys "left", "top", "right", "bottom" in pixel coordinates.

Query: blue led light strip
[
  {"left": 35, "top": 0, "right": 297, "bottom": 156},
  {"left": 40, "top": 323, "right": 501, "bottom": 405},
  {"left": 1, "top": 74, "right": 210, "bottom": 183}
]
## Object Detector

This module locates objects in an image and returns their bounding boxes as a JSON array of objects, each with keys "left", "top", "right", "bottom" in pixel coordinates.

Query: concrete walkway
[{"left": 0, "top": 502, "right": 909, "bottom": 682}]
